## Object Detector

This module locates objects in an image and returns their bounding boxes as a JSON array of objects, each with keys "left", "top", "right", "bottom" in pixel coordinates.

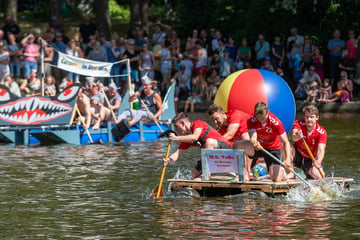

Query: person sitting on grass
[
  {"left": 305, "top": 81, "right": 319, "bottom": 103},
  {"left": 184, "top": 75, "right": 205, "bottom": 112},
  {"left": 164, "top": 112, "right": 232, "bottom": 179},
  {"left": 117, "top": 74, "right": 163, "bottom": 127},
  {"left": 318, "top": 78, "right": 332, "bottom": 102}
]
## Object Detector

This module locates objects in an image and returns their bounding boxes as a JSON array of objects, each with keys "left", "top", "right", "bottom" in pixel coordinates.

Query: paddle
[
  {"left": 100, "top": 89, "right": 118, "bottom": 124},
  {"left": 75, "top": 107, "right": 93, "bottom": 143},
  {"left": 151, "top": 130, "right": 177, "bottom": 199},
  {"left": 254, "top": 142, "right": 314, "bottom": 189},
  {"left": 301, "top": 137, "right": 325, "bottom": 178},
  {"left": 139, "top": 98, "right": 164, "bottom": 133}
]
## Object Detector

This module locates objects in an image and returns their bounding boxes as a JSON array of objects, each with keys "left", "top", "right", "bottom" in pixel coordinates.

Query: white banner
[{"left": 57, "top": 52, "right": 114, "bottom": 77}]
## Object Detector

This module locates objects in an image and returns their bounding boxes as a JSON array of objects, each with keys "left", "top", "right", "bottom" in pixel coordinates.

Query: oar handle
[
  {"left": 139, "top": 98, "right": 164, "bottom": 133},
  {"left": 101, "top": 89, "right": 118, "bottom": 124},
  {"left": 76, "top": 107, "right": 93, "bottom": 143},
  {"left": 156, "top": 140, "right": 172, "bottom": 198},
  {"left": 253, "top": 141, "right": 313, "bottom": 188},
  {"left": 301, "top": 138, "right": 325, "bottom": 178}
]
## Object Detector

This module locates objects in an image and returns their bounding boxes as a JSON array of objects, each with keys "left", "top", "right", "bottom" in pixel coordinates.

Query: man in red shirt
[
  {"left": 207, "top": 104, "right": 255, "bottom": 181},
  {"left": 291, "top": 105, "right": 327, "bottom": 179},
  {"left": 248, "top": 102, "right": 292, "bottom": 182},
  {"left": 166, "top": 112, "right": 232, "bottom": 178}
]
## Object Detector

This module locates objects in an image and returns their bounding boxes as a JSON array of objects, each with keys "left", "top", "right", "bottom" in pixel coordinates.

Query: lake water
[{"left": 0, "top": 113, "right": 359, "bottom": 239}]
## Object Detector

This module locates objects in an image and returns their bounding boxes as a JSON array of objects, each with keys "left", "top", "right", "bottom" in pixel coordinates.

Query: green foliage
[
  {"left": 109, "top": 0, "right": 130, "bottom": 20},
  {"left": 168, "top": 0, "right": 360, "bottom": 52}
]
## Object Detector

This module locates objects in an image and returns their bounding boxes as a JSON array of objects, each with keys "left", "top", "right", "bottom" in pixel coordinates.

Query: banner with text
[
  {"left": 57, "top": 52, "right": 114, "bottom": 77},
  {"left": 201, "top": 149, "right": 244, "bottom": 181}
]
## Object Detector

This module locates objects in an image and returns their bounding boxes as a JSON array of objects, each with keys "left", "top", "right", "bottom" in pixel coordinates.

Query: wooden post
[
  {"left": 127, "top": 59, "right": 133, "bottom": 109},
  {"left": 40, "top": 39, "right": 45, "bottom": 96}
]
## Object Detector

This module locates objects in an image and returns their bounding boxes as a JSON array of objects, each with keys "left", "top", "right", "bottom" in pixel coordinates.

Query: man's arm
[
  {"left": 315, "top": 143, "right": 326, "bottom": 167},
  {"left": 129, "top": 91, "right": 141, "bottom": 102},
  {"left": 165, "top": 149, "right": 186, "bottom": 166},
  {"left": 248, "top": 129, "right": 257, "bottom": 144},
  {"left": 223, "top": 123, "right": 240, "bottom": 141},
  {"left": 279, "top": 133, "right": 292, "bottom": 164},
  {"left": 292, "top": 128, "right": 303, "bottom": 142},
  {"left": 169, "top": 128, "right": 202, "bottom": 143},
  {"left": 152, "top": 93, "right": 163, "bottom": 119}
]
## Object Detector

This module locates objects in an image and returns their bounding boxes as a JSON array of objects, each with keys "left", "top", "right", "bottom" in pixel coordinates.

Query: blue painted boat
[{"left": 0, "top": 82, "right": 176, "bottom": 145}]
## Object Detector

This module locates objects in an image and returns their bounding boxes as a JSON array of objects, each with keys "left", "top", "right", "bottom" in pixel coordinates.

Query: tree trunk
[
  {"left": 141, "top": 0, "right": 149, "bottom": 34},
  {"left": 5, "top": 0, "right": 17, "bottom": 21},
  {"left": 130, "top": 0, "right": 149, "bottom": 34},
  {"left": 49, "top": 0, "right": 64, "bottom": 27},
  {"left": 94, "top": 0, "right": 112, "bottom": 39}
]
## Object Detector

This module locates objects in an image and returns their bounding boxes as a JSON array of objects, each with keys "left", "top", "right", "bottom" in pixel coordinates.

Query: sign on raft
[{"left": 201, "top": 149, "right": 244, "bottom": 182}]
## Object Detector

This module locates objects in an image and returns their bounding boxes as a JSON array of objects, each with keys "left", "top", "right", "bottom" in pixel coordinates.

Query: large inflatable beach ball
[
  {"left": 214, "top": 69, "right": 295, "bottom": 133},
  {"left": 252, "top": 164, "right": 267, "bottom": 178}
]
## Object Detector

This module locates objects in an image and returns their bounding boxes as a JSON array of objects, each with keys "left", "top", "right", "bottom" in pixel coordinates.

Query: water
[{"left": 0, "top": 113, "right": 359, "bottom": 239}]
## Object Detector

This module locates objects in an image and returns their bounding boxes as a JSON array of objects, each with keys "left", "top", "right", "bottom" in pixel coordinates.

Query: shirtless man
[
  {"left": 76, "top": 88, "right": 92, "bottom": 129},
  {"left": 207, "top": 104, "right": 255, "bottom": 181}
]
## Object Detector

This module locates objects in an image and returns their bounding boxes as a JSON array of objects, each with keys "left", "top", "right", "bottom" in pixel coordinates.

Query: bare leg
[
  {"left": 233, "top": 140, "right": 255, "bottom": 182},
  {"left": 308, "top": 166, "right": 324, "bottom": 180},
  {"left": 191, "top": 168, "right": 201, "bottom": 178},
  {"left": 269, "top": 164, "right": 287, "bottom": 182},
  {"left": 184, "top": 100, "right": 190, "bottom": 112},
  {"left": 190, "top": 101, "right": 195, "bottom": 112}
]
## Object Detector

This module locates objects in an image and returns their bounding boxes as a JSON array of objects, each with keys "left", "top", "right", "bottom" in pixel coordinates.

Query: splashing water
[{"left": 286, "top": 179, "right": 345, "bottom": 202}]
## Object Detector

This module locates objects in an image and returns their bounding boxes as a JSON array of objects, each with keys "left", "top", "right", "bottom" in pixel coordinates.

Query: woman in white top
[{"left": 65, "top": 39, "right": 84, "bottom": 82}]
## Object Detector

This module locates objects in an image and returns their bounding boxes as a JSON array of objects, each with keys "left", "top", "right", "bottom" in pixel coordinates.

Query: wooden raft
[{"left": 168, "top": 177, "right": 354, "bottom": 197}]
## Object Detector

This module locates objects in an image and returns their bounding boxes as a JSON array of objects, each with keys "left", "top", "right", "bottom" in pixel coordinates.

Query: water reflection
[
  {"left": 0, "top": 113, "right": 358, "bottom": 238},
  {"left": 153, "top": 197, "right": 336, "bottom": 239}
]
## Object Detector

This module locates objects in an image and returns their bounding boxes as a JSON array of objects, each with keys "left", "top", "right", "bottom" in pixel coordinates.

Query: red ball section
[{"left": 227, "top": 69, "right": 268, "bottom": 115}]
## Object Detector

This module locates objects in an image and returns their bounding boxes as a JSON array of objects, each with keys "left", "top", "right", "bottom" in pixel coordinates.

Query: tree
[
  {"left": 5, "top": 0, "right": 17, "bottom": 21},
  {"left": 129, "top": 0, "right": 149, "bottom": 33},
  {"left": 49, "top": 0, "right": 64, "bottom": 27},
  {"left": 94, "top": 0, "right": 112, "bottom": 39}
]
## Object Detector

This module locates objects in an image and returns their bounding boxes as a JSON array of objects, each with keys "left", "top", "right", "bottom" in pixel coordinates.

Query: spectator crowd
[{"left": 0, "top": 15, "right": 359, "bottom": 110}]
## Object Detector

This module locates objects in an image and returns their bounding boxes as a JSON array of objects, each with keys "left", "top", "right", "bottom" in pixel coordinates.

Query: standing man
[
  {"left": 328, "top": 29, "right": 345, "bottom": 87},
  {"left": 117, "top": 75, "right": 163, "bottom": 127},
  {"left": 165, "top": 112, "right": 232, "bottom": 178},
  {"left": 247, "top": 102, "right": 292, "bottom": 182},
  {"left": 207, "top": 104, "right": 255, "bottom": 181},
  {"left": 79, "top": 14, "right": 98, "bottom": 51},
  {"left": 254, "top": 34, "right": 270, "bottom": 68},
  {"left": 287, "top": 27, "right": 304, "bottom": 78},
  {"left": 291, "top": 105, "right": 327, "bottom": 179}
]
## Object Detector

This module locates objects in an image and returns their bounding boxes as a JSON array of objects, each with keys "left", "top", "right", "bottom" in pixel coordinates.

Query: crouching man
[{"left": 165, "top": 112, "right": 232, "bottom": 178}]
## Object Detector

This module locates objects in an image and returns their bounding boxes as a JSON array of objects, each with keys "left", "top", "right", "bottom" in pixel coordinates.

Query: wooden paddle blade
[{"left": 150, "top": 186, "right": 163, "bottom": 199}]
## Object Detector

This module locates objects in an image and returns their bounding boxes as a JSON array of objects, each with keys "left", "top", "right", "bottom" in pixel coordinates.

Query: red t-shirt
[
  {"left": 218, "top": 110, "right": 251, "bottom": 142},
  {"left": 178, "top": 120, "right": 232, "bottom": 150},
  {"left": 292, "top": 119, "right": 327, "bottom": 159},
  {"left": 346, "top": 40, "right": 357, "bottom": 60},
  {"left": 247, "top": 112, "right": 285, "bottom": 150}
]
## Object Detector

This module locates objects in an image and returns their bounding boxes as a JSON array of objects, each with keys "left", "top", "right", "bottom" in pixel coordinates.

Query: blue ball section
[
  {"left": 253, "top": 164, "right": 267, "bottom": 177},
  {"left": 258, "top": 69, "right": 296, "bottom": 133}
]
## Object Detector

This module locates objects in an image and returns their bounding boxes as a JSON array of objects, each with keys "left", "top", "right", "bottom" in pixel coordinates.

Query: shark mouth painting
[
  {"left": 0, "top": 84, "right": 81, "bottom": 126},
  {"left": 0, "top": 97, "right": 72, "bottom": 125}
]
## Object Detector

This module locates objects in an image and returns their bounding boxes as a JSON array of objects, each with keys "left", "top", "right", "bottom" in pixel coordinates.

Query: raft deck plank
[{"left": 168, "top": 177, "right": 354, "bottom": 196}]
